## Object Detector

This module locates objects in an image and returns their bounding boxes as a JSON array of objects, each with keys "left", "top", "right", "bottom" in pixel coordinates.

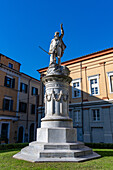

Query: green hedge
[
  {"left": 0, "top": 142, "right": 113, "bottom": 150},
  {"left": 85, "top": 143, "right": 113, "bottom": 149},
  {"left": 0, "top": 143, "right": 28, "bottom": 150}
]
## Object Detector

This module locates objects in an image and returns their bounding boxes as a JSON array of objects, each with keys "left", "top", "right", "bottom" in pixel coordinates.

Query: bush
[
  {"left": 0, "top": 136, "right": 8, "bottom": 144},
  {"left": 0, "top": 142, "right": 113, "bottom": 151},
  {"left": 0, "top": 143, "right": 28, "bottom": 150},
  {"left": 85, "top": 143, "right": 113, "bottom": 149}
]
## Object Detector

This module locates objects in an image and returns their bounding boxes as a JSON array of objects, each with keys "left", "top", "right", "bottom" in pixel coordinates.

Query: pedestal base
[
  {"left": 13, "top": 141, "right": 100, "bottom": 162},
  {"left": 13, "top": 127, "right": 100, "bottom": 162},
  {"left": 41, "top": 116, "right": 73, "bottom": 128},
  {"left": 37, "top": 127, "right": 77, "bottom": 143}
]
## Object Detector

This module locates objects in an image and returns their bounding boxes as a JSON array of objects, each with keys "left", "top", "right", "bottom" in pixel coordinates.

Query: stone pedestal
[{"left": 13, "top": 64, "right": 100, "bottom": 162}]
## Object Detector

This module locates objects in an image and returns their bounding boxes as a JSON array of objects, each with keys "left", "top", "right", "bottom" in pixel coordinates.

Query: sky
[{"left": 0, "top": 0, "right": 113, "bottom": 80}]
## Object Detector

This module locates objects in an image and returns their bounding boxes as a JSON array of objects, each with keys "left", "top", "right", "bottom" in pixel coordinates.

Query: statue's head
[{"left": 54, "top": 31, "right": 59, "bottom": 38}]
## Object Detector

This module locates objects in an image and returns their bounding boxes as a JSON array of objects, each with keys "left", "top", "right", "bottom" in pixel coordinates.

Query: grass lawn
[{"left": 0, "top": 149, "right": 113, "bottom": 170}]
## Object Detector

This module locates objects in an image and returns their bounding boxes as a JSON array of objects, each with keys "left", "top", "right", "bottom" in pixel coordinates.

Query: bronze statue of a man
[{"left": 49, "top": 24, "right": 66, "bottom": 66}]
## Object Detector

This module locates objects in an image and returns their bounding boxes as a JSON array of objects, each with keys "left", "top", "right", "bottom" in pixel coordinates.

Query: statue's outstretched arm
[{"left": 60, "top": 23, "right": 64, "bottom": 38}]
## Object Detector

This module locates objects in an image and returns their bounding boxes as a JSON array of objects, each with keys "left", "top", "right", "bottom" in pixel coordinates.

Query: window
[
  {"left": 32, "top": 87, "right": 38, "bottom": 96},
  {"left": 110, "top": 75, "right": 113, "bottom": 92},
  {"left": 8, "top": 63, "right": 13, "bottom": 69},
  {"left": 20, "top": 83, "right": 28, "bottom": 93},
  {"left": 72, "top": 79, "right": 81, "bottom": 98},
  {"left": 88, "top": 75, "right": 100, "bottom": 95},
  {"left": 92, "top": 109, "right": 100, "bottom": 121},
  {"left": 73, "top": 110, "right": 81, "bottom": 122},
  {"left": 107, "top": 72, "right": 113, "bottom": 93},
  {"left": 29, "top": 123, "right": 34, "bottom": 142},
  {"left": 4, "top": 76, "right": 15, "bottom": 88},
  {"left": 31, "top": 104, "right": 36, "bottom": 114},
  {"left": 18, "top": 126, "right": 24, "bottom": 143},
  {"left": 90, "top": 79, "right": 98, "bottom": 95},
  {"left": 19, "top": 102, "right": 27, "bottom": 113},
  {"left": 3, "top": 98, "right": 13, "bottom": 111}
]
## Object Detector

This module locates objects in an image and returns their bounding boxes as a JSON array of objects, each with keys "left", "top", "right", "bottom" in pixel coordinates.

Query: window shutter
[
  {"left": 37, "top": 95, "right": 39, "bottom": 106},
  {"left": 12, "top": 78, "right": 15, "bottom": 88},
  {"left": 31, "top": 104, "right": 32, "bottom": 114},
  {"left": 32, "top": 87, "right": 33, "bottom": 95},
  {"left": 20, "top": 83, "right": 22, "bottom": 92},
  {"left": 4, "top": 76, "right": 7, "bottom": 86},
  {"left": 19, "top": 102, "right": 21, "bottom": 112},
  {"left": 34, "top": 105, "right": 36, "bottom": 114},
  {"left": 10, "top": 100, "right": 13, "bottom": 111},
  {"left": 36, "top": 88, "right": 38, "bottom": 95},
  {"left": 31, "top": 104, "right": 35, "bottom": 114},
  {"left": 3, "top": 99, "right": 5, "bottom": 111},
  {"left": 25, "top": 103, "right": 27, "bottom": 113},
  {"left": 25, "top": 85, "right": 28, "bottom": 93}
]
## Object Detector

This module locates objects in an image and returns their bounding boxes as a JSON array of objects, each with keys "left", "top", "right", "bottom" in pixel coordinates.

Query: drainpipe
[
  {"left": 16, "top": 75, "right": 20, "bottom": 143},
  {"left": 16, "top": 75, "right": 20, "bottom": 117},
  {"left": 103, "top": 62, "right": 109, "bottom": 99},
  {"left": 35, "top": 94, "right": 38, "bottom": 140},
  {"left": 26, "top": 78, "right": 32, "bottom": 130},
  {"left": 80, "top": 62, "right": 84, "bottom": 136}
]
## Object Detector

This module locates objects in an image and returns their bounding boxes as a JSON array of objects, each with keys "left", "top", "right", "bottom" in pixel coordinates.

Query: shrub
[
  {"left": 0, "top": 143, "right": 28, "bottom": 150},
  {"left": 85, "top": 143, "right": 113, "bottom": 149},
  {"left": 0, "top": 142, "right": 113, "bottom": 151}
]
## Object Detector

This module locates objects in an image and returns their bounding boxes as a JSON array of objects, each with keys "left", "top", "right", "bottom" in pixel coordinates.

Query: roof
[
  {"left": 0, "top": 53, "right": 40, "bottom": 82},
  {"left": 37, "top": 47, "right": 113, "bottom": 73},
  {"left": 0, "top": 53, "right": 21, "bottom": 65},
  {"left": 21, "top": 72, "right": 40, "bottom": 82}
]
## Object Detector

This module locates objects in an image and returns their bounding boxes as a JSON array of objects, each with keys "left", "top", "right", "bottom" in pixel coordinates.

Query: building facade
[
  {"left": 0, "top": 54, "right": 21, "bottom": 143},
  {"left": 38, "top": 47, "right": 113, "bottom": 143},
  {"left": 18, "top": 73, "right": 40, "bottom": 143},
  {"left": 0, "top": 53, "right": 40, "bottom": 144}
]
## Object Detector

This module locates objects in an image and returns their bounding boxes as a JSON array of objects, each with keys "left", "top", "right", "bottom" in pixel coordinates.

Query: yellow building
[
  {"left": 18, "top": 73, "right": 40, "bottom": 143},
  {"left": 0, "top": 53, "right": 40, "bottom": 144},
  {"left": 0, "top": 53, "right": 21, "bottom": 143},
  {"left": 38, "top": 47, "right": 113, "bottom": 143}
]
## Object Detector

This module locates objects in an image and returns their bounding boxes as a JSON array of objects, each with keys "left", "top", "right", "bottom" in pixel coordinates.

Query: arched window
[{"left": 29, "top": 123, "right": 34, "bottom": 142}]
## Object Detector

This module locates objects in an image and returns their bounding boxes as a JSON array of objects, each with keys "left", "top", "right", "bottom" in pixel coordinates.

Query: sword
[{"left": 39, "top": 46, "right": 49, "bottom": 55}]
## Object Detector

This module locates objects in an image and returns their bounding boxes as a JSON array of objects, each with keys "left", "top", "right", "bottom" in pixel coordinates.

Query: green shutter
[
  {"left": 25, "top": 84, "right": 28, "bottom": 93},
  {"left": 10, "top": 100, "right": 13, "bottom": 111},
  {"left": 3, "top": 99, "right": 5, "bottom": 111},
  {"left": 36, "top": 88, "right": 38, "bottom": 95},
  {"left": 4, "top": 76, "right": 7, "bottom": 86},
  {"left": 12, "top": 78, "right": 15, "bottom": 88},
  {"left": 20, "top": 83, "right": 22, "bottom": 92}
]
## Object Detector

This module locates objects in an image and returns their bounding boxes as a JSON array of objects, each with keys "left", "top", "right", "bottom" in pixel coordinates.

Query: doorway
[{"left": 1, "top": 123, "right": 9, "bottom": 144}]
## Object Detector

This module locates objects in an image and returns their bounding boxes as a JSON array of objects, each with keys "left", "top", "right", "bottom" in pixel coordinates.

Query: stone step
[
  {"left": 39, "top": 147, "right": 93, "bottom": 158},
  {"left": 29, "top": 141, "right": 85, "bottom": 150},
  {"left": 44, "top": 143, "right": 84, "bottom": 150},
  {"left": 13, "top": 151, "right": 100, "bottom": 163},
  {"left": 21, "top": 145, "right": 92, "bottom": 159},
  {"left": 21, "top": 146, "right": 39, "bottom": 156}
]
